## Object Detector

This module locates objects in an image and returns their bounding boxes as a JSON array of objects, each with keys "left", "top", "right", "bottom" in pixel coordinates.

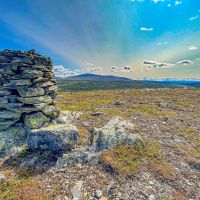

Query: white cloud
[
  {"left": 189, "top": 15, "right": 199, "bottom": 21},
  {"left": 53, "top": 65, "right": 103, "bottom": 77},
  {"left": 144, "top": 60, "right": 175, "bottom": 69},
  {"left": 175, "top": 1, "right": 182, "bottom": 6},
  {"left": 188, "top": 45, "right": 199, "bottom": 51},
  {"left": 111, "top": 66, "right": 134, "bottom": 72},
  {"left": 152, "top": 0, "right": 165, "bottom": 3},
  {"left": 167, "top": 3, "right": 171, "bottom": 7},
  {"left": 176, "top": 60, "right": 193, "bottom": 65},
  {"left": 53, "top": 65, "right": 65, "bottom": 71},
  {"left": 140, "top": 27, "right": 154, "bottom": 31}
]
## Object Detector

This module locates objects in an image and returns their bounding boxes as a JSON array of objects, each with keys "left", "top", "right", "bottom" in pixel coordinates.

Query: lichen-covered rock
[
  {"left": 24, "top": 112, "right": 49, "bottom": 129},
  {"left": 56, "top": 147, "right": 100, "bottom": 166},
  {"left": 0, "top": 124, "right": 28, "bottom": 156},
  {"left": 55, "top": 111, "right": 82, "bottom": 124},
  {"left": 90, "top": 117, "right": 142, "bottom": 152},
  {"left": 42, "top": 105, "right": 60, "bottom": 119},
  {"left": 27, "top": 124, "right": 79, "bottom": 152}
]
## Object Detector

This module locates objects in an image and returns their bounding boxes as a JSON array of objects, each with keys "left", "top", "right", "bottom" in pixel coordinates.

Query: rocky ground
[{"left": 0, "top": 88, "right": 200, "bottom": 200}]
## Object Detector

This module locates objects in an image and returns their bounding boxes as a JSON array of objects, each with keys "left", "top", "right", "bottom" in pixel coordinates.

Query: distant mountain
[
  {"left": 146, "top": 80, "right": 200, "bottom": 88},
  {"left": 56, "top": 74, "right": 183, "bottom": 92},
  {"left": 57, "top": 73, "right": 132, "bottom": 81}
]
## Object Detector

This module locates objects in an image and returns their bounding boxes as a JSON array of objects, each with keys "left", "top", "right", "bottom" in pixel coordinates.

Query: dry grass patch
[
  {"left": 101, "top": 140, "right": 162, "bottom": 175},
  {"left": 149, "top": 160, "right": 177, "bottom": 180},
  {"left": 0, "top": 179, "right": 50, "bottom": 200}
]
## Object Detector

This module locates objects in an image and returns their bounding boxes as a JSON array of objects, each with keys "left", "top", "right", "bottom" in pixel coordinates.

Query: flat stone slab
[
  {"left": 0, "top": 110, "right": 21, "bottom": 119},
  {"left": 0, "top": 119, "right": 19, "bottom": 131},
  {"left": 27, "top": 124, "right": 79, "bottom": 152},
  {"left": 17, "top": 87, "right": 45, "bottom": 97},
  {"left": 3, "top": 79, "right": 32, "bottom": 87},
  {"left": 24, "top": 112, "right": 49, "bottom": 129},
  {"left": 17, "top": 95, "right": 53, "bottom": 104}
]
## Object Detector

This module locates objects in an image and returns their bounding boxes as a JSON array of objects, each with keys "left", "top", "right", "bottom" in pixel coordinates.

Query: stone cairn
[{"left": 0, "top": 49, "right": 59, "bottom": 131}]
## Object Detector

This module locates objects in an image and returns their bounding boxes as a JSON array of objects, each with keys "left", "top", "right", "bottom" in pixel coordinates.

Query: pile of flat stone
[{"left": 0, "top": 49, "right": 59, "bottom": 131}]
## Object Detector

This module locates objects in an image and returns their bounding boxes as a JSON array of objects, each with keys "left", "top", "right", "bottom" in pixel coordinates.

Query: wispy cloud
[
  {"left": 189, "top": 15, "right": 199, "bottom": 21},
  {"left": 175, "top": 1, "right": 182, "bottom": 6},
  {"left": 144, "top": 60, "right": 175, "bottom": 70},
  {"left": 152, "top": 0, "right": 165, "bottom": 3},
  {"left": 140, "top": 27, "right": 154, "bottom": 31},
  {"left": 176, "top": 60, "right": 193, "bottom": 65},
  {"left": 111, "top": 66, "right": 134, "bottom": 72},
  {"left": 188, "top": 45, "right": 199, "bottom": 51}
]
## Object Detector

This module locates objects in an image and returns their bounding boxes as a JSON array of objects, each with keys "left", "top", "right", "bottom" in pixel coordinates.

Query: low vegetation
[{"left": 101, "top": 140, "right": 162, "bottom": 175}]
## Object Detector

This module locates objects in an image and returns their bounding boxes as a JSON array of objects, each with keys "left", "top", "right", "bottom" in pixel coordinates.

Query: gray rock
[
  {"left": 0, "top": 173, "right": 6, "bottom": 183},
  {"left": 3, "top": 79, "right": 32, "bottom": 87},
  {"left": 56, "top": 111, "right": 82, "bottom": 124},
  {"left": 90, "top": 117, "right": 141, "bottom": 152},
  {"left": 17, "top": 95, "right": 53, "bottom": 104},
  {"left": 17, "top": 87, "right": 45, "bottom": 97},
  {"left": 0, "top": 97, "right": 8, "bottom": 103},
  {"left": 24, "top": 112, "right": 49, "bottom": 129},
  {"left": 0, "top": 124, "right": 28, "bottom": 155},
  {"left": 70, "top": 181, "right": 84, "bottom": 200},
  {"left": 0, "top": 119, "right": 19, "bottom": 131},
  {"left": 32, "top": 77, "right": 49, "bottom": 84},
  {"left": 20, "top": 69, "right": 43, "bottom": 78},
  {"left": 42, "top": 105, "right": 60, "bottom": 119},
  {"left": 27, "top": 124, "right": 79, "bottom": 152},
  {"left": 34, "top": 81, "right": 55, "bottom": 88},
  {"left": 0, "top": 110, "right": 21, "bottom": 119},
  {"left": 56, "top": 148, "right": 100, "bottom": 166},
  {"left": 94, "top": 190, "right": 103, "bottom": 199},
  {"left": 0, "top": 102, "right": 23, "bottom": 109},
  {"left": 18, "top": 105, "right": 40, "bottom": 113},
  {"left": 45, "top": 85, "right": 58, "bottom": 94},
  {"left": 0, "top": 89, "right": 12, "bottom": 97}
]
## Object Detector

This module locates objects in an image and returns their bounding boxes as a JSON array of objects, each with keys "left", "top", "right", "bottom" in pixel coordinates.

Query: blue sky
[{"left": 0, "top": 0, "right": 200, "bottom": 79}]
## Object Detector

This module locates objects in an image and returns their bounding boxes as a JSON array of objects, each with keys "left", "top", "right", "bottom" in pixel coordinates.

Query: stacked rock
[{"left": 0, "top": 49, "right": 59, "bottom": 131}]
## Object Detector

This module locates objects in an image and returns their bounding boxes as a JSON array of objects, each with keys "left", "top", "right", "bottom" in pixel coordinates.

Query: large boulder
[
  {"left": 24, "top": 112, "right": 49, "bottom": 129},
  {"left": 90, "top": 117, "right": 141, "bottom": 152},
  {"left": 27, "top": 124, "right": 79, "bottom": 152},
  {"left": 0, "top": 124, "right": 28, "bottom": 156}
]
